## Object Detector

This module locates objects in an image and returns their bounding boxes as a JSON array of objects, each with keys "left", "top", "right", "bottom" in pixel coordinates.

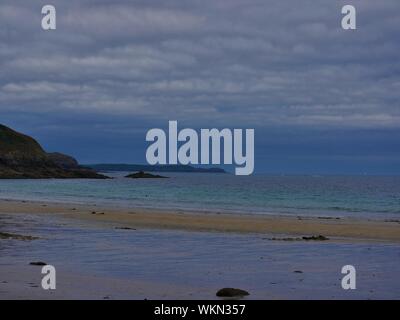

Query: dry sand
[{"left": 1, "top": 199, "right": 399, "bottom": 242}]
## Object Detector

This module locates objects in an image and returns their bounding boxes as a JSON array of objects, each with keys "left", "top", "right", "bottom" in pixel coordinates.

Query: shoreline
[{"left": 1, "top": 199, "right": 399, "bottom": 242}]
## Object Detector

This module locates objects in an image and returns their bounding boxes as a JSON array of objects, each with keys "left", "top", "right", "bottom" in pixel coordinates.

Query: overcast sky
[{"left": 0, "top": 0, "right": 399, "bottom": 174}]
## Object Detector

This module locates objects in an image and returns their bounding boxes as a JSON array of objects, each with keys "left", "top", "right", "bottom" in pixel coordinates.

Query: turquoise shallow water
[{"left": 0, "top": 173, "right": 399, "bottom": 218}]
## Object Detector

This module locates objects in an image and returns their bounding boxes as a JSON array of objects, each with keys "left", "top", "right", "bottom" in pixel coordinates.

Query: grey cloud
[{"left": 0, "top": 0, "right": 399, "bottom": 129}]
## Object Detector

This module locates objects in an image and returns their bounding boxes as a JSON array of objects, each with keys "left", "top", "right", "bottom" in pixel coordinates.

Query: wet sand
[
  {"left": 0, "top": 199, "right": 399, "bottom": 242},
  {"left": 1, "top": 201, "right": 400, "bottom": 300},
  {"left": 0, "top": 264, "right": 201, "bottom": 300}
]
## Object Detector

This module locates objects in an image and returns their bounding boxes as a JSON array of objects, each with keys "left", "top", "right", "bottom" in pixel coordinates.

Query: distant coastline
[{"left": 86, "top": 164, "right": 226, "bottom": 173}]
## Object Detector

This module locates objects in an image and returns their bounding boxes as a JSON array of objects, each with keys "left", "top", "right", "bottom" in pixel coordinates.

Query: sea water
[{"left": 0, "top": 173, "right": 399, "bottom": 219}]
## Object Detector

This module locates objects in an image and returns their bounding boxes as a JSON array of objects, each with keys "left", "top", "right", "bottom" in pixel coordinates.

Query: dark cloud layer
[{"left": 0, "top": 0, "right": 399, "bottom": 173}]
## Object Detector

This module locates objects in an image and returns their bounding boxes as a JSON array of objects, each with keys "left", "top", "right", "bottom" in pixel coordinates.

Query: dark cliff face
[
  {"left": 0, "top": 124, "right": 108, "bottom": 179},
  {"left": 47, "top": 152, "right": 79, "bottom": 169}
]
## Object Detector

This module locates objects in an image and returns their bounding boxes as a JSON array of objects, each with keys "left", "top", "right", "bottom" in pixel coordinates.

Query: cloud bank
[{"left": 0, "top": 0, "right": 399, "bottom": 173}]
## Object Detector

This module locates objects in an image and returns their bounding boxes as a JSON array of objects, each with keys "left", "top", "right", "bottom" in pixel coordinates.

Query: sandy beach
[
  {"left": 1, "top": 0, "right": 400, "bottom": 304},
  {"left": 1, "top": 198, "right": 400, "bottom": 300},
  {"left": 0, "top": 199, "right": 399, "bottom": 242}
]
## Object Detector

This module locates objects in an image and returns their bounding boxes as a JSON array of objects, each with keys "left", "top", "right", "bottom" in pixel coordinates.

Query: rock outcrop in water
[
  {"left": 0, "top": 124, "right": 107, "bottom": 179},
  {"left": 125, "top": 171, "right": 168, "bottom": 179}
]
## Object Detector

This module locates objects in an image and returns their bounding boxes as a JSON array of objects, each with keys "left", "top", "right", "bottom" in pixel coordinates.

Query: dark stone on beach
[
  {"left": 115, "top": 227, "right": 136, "bottom": 230},
  {"left": 29, "top": 261, "right": 47, "bottom": 266},
  {"left": 293, "top": 270, "right": 303, "bottom": 273},
  {"left": 302, "top": 235, "right": 329, "bottom": 241},
  {"left": 0, "top": 232, "right": 39, "bottom": 241},
  {"left": 385, "top": 219, "right": 400, "bottom": 224},
  {"left": 91, "top": 211, "right": 104, "bottom": 215},
  {"left": 216, "top": 288, "right": 250, "bottom": 297},
  {"left": 125, "top": 171, "right": 168, "bottom": 179},
  {"left": 266, "top": 237, "right": 302, "bottom": 241},
  {"left": 265, "top": 235, "right": 329, "bottom": 241}
]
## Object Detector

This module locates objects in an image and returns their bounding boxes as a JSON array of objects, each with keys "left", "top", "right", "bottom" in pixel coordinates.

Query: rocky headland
[{"left": 0, "top": 124, "right": 107, "bottom": 179}]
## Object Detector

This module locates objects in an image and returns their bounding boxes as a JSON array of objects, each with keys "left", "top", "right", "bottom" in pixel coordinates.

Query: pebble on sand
[
  {"left": 29, "top": 262, "right": 47, "bottom": 266},
  {"left": 216, "top": 288, "right": 250, "bottom": 297}
]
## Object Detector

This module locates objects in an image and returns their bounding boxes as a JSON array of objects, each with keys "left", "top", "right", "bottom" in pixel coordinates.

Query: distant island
[
  {"left": 0, "top": 124, "right": 107, "bottom": 179},
  {"left": 87, "top": 164, "right": 226, "bottom": 173}
]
